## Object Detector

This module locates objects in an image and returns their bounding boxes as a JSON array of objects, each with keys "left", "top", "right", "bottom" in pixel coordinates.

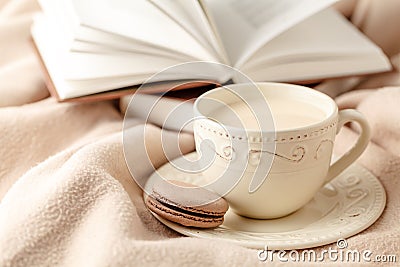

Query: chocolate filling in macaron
[{"left": 146, "top": 180, "right": 229, "bottom": 228}]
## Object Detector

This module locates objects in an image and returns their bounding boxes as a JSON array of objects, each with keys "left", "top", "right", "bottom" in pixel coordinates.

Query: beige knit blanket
[{"left": 0, "top": 0, "right": 399, "bottom": 266}]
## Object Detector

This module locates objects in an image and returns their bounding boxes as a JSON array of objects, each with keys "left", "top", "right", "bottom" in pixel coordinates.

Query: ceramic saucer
[{"left": 143, "top": 152, "right": 386, "bottom": 250}]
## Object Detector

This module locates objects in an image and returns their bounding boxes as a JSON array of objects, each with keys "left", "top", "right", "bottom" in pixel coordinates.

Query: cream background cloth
[{"left": 0, "top": 0, "right": 399, "bottom": 266}]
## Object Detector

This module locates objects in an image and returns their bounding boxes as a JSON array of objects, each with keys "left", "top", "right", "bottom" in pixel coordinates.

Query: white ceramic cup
[{"left": 193, "top": 82, "right": 371, "bottom": 219}]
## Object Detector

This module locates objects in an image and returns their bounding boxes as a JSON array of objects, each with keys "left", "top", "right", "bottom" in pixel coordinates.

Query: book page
[
  {"left": 32, "top": 15, "right": 187, "bottom": 97},
  {"left": 72, "top": 27, "right": 193, "bottom": 60},
  {"left": 38, "top": 0, "right": 78, "bottom": 45},
  {"left": 239, "top": 9, "right": 391, "bottom": 82},
  {"left": 40, "top": 0, "right": 196, "bottom": 60},
  {"left": 71, "top": 0, "right": 217, "bottom": 62},
  {"left": 148, "top": 0, "right": 226, "bottom": 63},
  {"left": 32, "top": 14, "right": 231, "bottom": 99},
  {"left": 71, "top": 40, "right": 189, "bottom": 60},
  {"left": 201, "top": 0, "right": 337, "bottom": 67}
]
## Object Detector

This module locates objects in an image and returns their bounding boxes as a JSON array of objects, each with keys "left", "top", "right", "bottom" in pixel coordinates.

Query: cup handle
[{"left": 325, "top": 109, "right": 371, "bottom": 184}]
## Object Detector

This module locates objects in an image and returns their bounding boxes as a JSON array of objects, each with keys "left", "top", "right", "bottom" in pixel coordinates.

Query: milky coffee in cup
[{"left": 193, "top": 82, "right": 370, "bottom": 219}]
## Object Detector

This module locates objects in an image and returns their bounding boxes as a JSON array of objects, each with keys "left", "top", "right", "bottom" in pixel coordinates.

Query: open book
[{"left": 31, "top": 0, "right": 391, "bottom": 101}]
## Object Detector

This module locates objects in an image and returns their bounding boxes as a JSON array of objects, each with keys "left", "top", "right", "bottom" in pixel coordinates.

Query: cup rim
[{"left": 193, "top": 82, "right": 338, "bottom": 135}]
